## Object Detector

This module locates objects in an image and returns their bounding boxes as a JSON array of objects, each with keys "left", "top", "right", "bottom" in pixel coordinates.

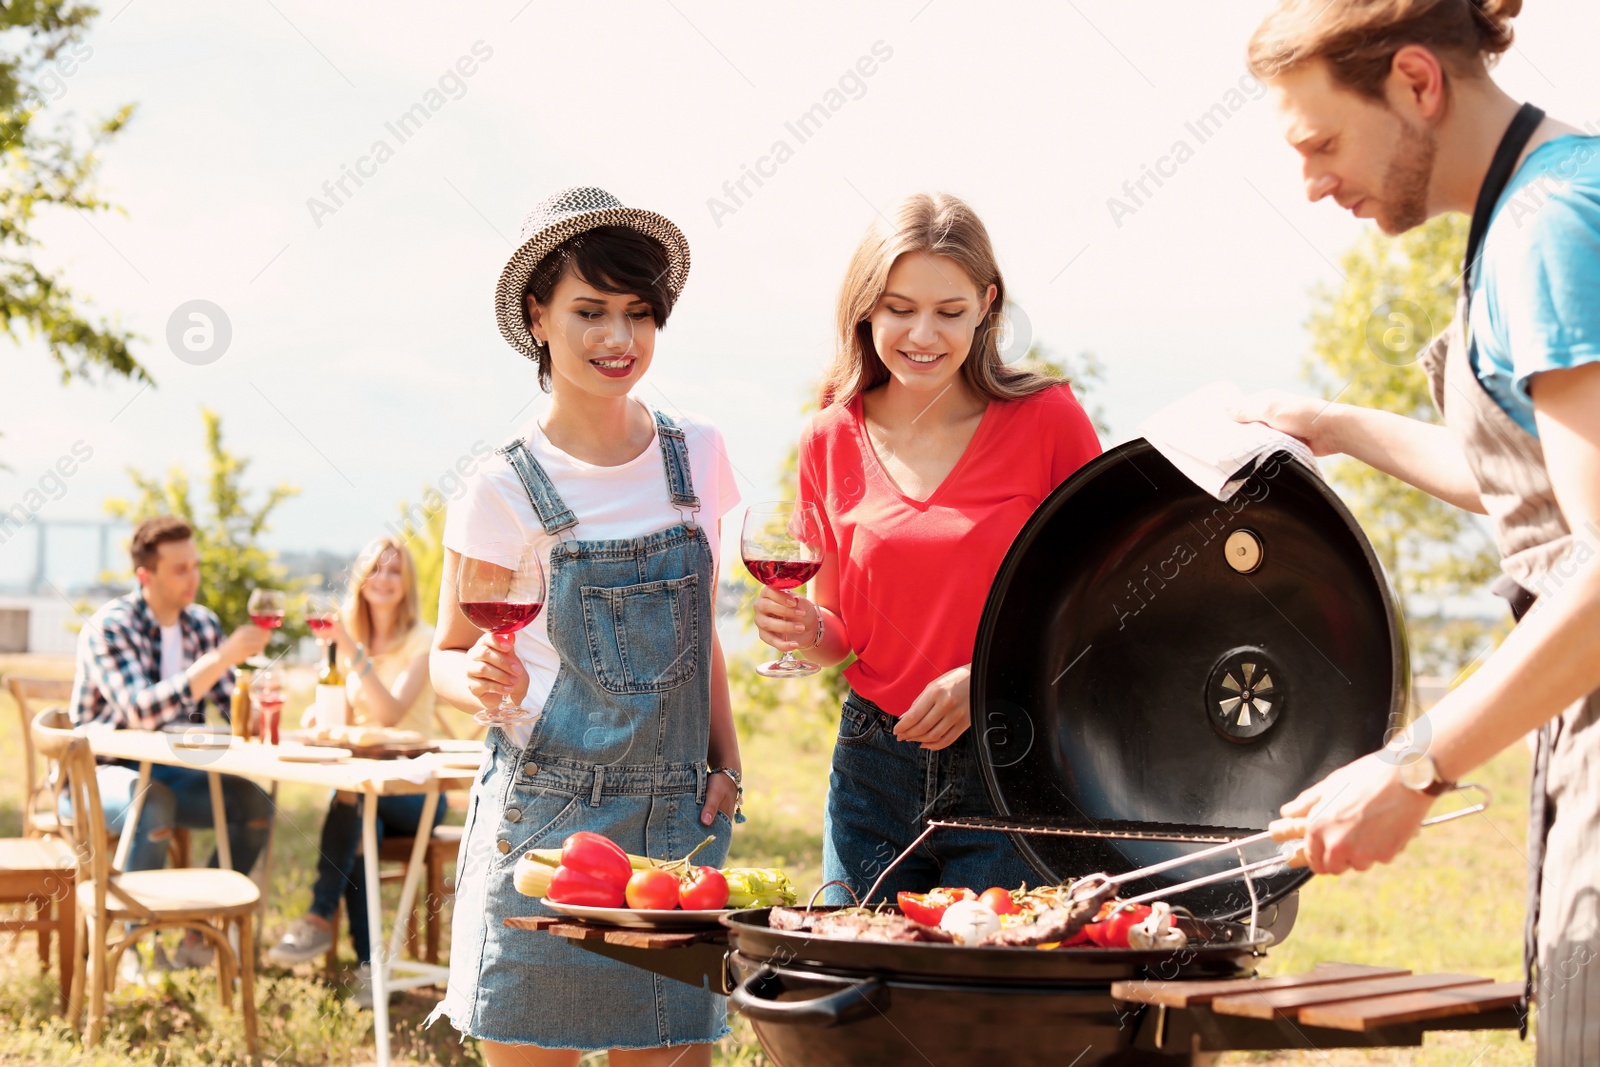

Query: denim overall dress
[{"left": 430, "top": 410, "right": 732, "bottom": 1050}]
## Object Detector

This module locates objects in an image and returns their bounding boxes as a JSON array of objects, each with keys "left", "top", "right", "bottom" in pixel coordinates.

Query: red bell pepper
[
  {"left": 547, "top": 864, "right": 627, "bottom": 908},
  {"left": 559, "top": 832, "right": 633, "bottom": 892},
  {"left": 897, "top": 887, "right": 976, "bottom": 926}
]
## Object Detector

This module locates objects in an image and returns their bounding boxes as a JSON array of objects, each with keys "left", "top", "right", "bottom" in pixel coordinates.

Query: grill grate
[{"left": 926, "top": 815, "right": 1264, "bottom": 845}]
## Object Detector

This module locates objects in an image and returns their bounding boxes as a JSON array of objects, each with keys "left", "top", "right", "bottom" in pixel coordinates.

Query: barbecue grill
[{"left": 514, "top": 440, "right": 1523, "bottom": 1065}]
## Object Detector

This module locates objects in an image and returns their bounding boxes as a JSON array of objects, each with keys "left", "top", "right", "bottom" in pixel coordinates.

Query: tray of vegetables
[{"left": 513, "top": 830, "right": 796, "bottom": 930}]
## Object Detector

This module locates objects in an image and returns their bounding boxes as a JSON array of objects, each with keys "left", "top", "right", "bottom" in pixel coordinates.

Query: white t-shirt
[
  {"left": 159, "top": 623, "right": 188, "bottom": 682},
  {"left": 442, "top": 408, "right": 741, "bottom": 749}
]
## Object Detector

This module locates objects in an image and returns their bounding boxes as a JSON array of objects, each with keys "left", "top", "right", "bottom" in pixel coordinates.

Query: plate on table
[
  {"left": 283, "top": 726, "right": 437, "bottom": 760},
  {"left": 162, "top": 725, "right": 234, "bottom": 750},
  {"left": 275, "top": 744, "right": 352, "bottom": 763},
  {"left": 542, "top": 901, "right": 735, "bottom": 930}
]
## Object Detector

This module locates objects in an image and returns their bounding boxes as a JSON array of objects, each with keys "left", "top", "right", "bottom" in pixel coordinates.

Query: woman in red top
[{"left": 756, "top": 192, "right": 1101, "bottom": 903}]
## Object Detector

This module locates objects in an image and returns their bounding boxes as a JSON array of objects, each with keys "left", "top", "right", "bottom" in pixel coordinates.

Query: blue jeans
[
  {"left": 87, "top": 762, "right": 274, "bottom": 874},
  {"left": 821, "top": 691, "right": 1039, "bottom": 906},
  {"left": 308, "top": 792, "right": 448, "bottom": 964}
]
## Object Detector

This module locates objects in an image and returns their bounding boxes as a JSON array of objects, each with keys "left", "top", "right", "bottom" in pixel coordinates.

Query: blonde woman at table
[{"left": 265, "top": 535, "right": 446, "bottom": 1006}]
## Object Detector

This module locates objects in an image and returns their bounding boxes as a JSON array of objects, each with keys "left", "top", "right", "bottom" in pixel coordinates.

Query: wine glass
[
  {"left": 305, "top": 590, "right": 339, "bottom": 645},
  {"left": 456, "top": 543, "right": 547, "bottom": 726},
  {"left": 743, "top": 501, "right": 825, "bottom": 678},
  {"left": 246, "top": 588, "right": 286, "bottom": 668},
  {"left": 251, "top": 667, "right": 284, "bottom": 745}
]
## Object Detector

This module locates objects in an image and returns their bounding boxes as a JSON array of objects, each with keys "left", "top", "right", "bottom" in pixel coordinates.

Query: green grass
[{"left": 0, "top": 652, "right": 1540, "bottom": 1065}]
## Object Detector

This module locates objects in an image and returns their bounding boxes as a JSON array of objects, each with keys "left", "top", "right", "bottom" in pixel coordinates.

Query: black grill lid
[{"left": 971, "top": 440, "right": 1405, "bottom": 921}]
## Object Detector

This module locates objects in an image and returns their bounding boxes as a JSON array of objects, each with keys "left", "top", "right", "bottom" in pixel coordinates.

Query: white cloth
[
  {"left": 158, "top": 623, "right": 187, "bottom": 681},
  {"left": 1137, "top": 382, "right": 1319, "bottom": 501},
  {"left": 443, "top": 408, "right": 741, "bottom": 750}
]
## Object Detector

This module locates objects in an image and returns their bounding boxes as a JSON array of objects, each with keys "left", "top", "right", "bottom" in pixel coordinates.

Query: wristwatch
[
  {"left": 707, "top": 765, "right": 743, "bottom": 817},
  {"left": 1397, "top": 753, "right": 1455, "bottom": 797}
]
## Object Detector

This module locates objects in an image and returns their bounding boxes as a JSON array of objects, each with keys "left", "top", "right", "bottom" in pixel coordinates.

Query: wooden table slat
[
  {"left": 602, "top": 928, "right": 722, "bottom": 948},
  {"left": 546, "top": 921, "right": 609, "bottom": 941},
  {"left": 1111, "top": 963, "right": 1410, "bottom": 1008},
  {"left": 504, "top": 915, "right": 724, "bottom": 948},
  {"left": 1298, "top": 981, "right": 1524, "bottom": 1031},
  {"left": 1212, "top": 973, "right": 1490, "bottom": 1019}
]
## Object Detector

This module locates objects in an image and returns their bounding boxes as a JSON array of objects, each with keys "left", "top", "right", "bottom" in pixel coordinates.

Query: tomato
[
  {"left": 897, "top": 887, "right": 976, "bottom": 926},
  {"left": 625, "top": 868, "right": 682, "bottom": 911},
  {"left": 1084, "top": 902, "right": 1171, "bottom": 948},
  {"left": 559, "top": 832, "right": 633, "bottom": 891},
  {"left": 979, "top": 887, "right": 1020, "bottom": 916},
  {"left": 679, "top": 866, "right": 730, "bottom": 911},
  {"left": 546, "top": 865, "right": 626, "bottom": 908}
]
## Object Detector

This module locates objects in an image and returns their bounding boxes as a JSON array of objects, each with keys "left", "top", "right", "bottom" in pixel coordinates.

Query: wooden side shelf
[
  {"left": 1113, "top": 962, "right": 1409, "bottom": 1009},
  {"left": 503, "top": 915, "right": 727, "bottom": 949},
  {"left": 1114, "top": 963, "right": 1523, "bottom": 1034},
  {"left": 504, "top": 914, "right": 732, "bottom": 994}
]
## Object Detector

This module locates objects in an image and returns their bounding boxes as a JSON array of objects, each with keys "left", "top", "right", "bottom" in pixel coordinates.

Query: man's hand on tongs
[{"left": 1268, "top": 751, "right": 1434, "bottom": 874}]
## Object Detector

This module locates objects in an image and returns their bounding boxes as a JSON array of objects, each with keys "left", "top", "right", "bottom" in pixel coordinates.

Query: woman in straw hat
[{"left": 427, "top": 187, "right": 742, "bottom": 1064}]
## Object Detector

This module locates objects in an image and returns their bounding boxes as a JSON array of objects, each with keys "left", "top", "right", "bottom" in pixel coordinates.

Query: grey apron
[{"left": 1419, "top": 104, "right": 1600, "bottom": 1064}]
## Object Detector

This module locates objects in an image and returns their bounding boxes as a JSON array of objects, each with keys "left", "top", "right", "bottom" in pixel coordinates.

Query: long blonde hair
[
  {"left": 342, "top": 535, "right": 421, "bottom": 650},
  {"left": 818, "top": 192, "right": 1060, "bottom": 409}
]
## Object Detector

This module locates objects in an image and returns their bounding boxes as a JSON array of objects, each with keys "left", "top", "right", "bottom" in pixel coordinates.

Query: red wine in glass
[
  {"left": 744, "top": 559, "right": 821, "bottom": 590},
  {"left": 306, "top": 614, "right": 335, "bottom": 636},
  {"left": 249, "top": 611, "right": 286, "bottom": 630},
  {"left": 459, "top": 601, "right": 543, "bottom": 635},
  {"left": 457, "top": 543, "right": 547, "bottom": 726},
  {"left": 742, "top": 502, "right": 826, "bottom": 678}
]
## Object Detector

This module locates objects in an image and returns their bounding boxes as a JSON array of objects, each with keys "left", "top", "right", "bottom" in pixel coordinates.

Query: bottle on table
[
  {"left": 231, "top": 669, "right": 254, "bottom": 741},
  {"left": 311, "top": 639, "right": 347, "bottom": 729}
]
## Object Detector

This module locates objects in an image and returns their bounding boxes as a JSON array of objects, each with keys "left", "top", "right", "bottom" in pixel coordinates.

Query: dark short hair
[
  {"left": 130, "top": 516, "right": 193, "bottom": 571},
  {"left": 523, "top": 226, "right": 674, "bottom": 391}
]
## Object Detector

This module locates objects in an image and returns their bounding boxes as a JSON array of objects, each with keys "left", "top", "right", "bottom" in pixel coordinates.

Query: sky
[{"left": 3, "top": 0, "right": 1599, "bottom": 588}]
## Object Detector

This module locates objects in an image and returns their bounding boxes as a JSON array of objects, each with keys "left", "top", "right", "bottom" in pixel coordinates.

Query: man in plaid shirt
[{"left": 71, "top": 517, "right": 274, "bottom": 968}]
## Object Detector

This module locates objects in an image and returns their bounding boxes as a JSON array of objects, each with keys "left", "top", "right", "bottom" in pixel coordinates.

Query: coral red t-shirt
[{"left": 798, "top": 384, "right": 1102, "bottom": 716}]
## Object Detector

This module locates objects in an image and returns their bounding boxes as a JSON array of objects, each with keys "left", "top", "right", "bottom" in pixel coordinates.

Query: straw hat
[{"left": 494, "top": 186, "right": 691, "bottom": 361}]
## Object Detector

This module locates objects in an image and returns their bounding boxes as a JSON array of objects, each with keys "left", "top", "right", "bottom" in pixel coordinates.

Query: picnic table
[{"left": 86, "top": 729, "right": 481, "bottom": 1067}]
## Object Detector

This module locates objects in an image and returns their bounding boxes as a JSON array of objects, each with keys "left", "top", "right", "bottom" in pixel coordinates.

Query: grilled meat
[
  {"left": 816, "top": 912, "right": 955, "bottom": 943},
  {"left": 978, "top": 878, "right": 1116, "bottom": 947},
  {"left": 766, "top": 907, "right": 955, "bottom": 943},
  {"left": 768, "top": 907, "right": 816, "bottom": 932}
]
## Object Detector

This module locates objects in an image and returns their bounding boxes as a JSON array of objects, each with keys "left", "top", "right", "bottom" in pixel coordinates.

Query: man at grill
[{"left": 1236, "top": 1, "right": 1600, "bottom": 1060}]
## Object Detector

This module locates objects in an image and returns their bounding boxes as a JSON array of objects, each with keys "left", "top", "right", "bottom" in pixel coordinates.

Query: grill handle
[{"left": 730, "top": 968, "right": 889, "bottom": 1028}]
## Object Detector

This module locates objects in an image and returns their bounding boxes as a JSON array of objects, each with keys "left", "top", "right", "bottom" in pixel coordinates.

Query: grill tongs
[{"left": 863, "top": 783, "right": 1491, "bottom": 910}]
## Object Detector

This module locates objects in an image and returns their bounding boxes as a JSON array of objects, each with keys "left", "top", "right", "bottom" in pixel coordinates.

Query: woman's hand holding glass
[
  {"left": 464, "top": 631, "right": 531, "bottom": 718},
  {"left": 753, "top": 586, "right": 819, "bottom": 654}
]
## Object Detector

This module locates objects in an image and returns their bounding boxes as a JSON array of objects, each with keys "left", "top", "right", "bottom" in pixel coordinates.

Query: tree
[
  {"left": 1, "top": 2, "right": 143, "bottom": 389},
  {"left": 395, "top": 491, "right": 447, "bottom": 627},
  {"left": 1301, "top": 215, "right": 1501, "bottom": 676},
  {"left": 104, "top": 408, "right": 303, "bottom": 635}
]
